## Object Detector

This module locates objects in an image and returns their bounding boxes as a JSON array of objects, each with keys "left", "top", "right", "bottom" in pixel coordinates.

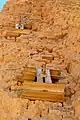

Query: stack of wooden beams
[
  {"left": 12, "top": 66, "right": 65, "bottom": 102},
  {"left": 12, "top": 82, "right": 65, "bottom": 102}
]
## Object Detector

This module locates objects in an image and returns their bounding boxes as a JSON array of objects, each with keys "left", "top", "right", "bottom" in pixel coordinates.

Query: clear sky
[{"left": 0, "top": 0, "right": 7, "bottom": 10}]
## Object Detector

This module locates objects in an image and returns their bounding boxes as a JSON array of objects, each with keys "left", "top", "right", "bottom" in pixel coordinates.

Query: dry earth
[{"left": 0, "top": 0, "right": 80, "bottom": 120}]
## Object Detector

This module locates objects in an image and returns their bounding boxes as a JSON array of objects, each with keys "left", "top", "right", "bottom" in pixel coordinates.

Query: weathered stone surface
[{"left": 0, "top": 0, "right": 80, "bottom": 119}]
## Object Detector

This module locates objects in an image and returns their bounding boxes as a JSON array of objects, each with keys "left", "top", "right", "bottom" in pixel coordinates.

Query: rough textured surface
[{"left": 0, "top": 0, "right": 80, "bottom": 120}]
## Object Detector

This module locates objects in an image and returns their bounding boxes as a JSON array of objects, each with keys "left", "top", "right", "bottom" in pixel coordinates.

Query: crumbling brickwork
[{"left": 0, "top": 0, "right": 80, "bottom": 120}]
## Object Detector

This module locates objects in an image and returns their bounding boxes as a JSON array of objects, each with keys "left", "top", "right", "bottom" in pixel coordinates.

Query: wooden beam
[
  {"left": 50, "top": 69, "right": 61, "bottom": 76},
  {"left": 22, "top": 67, "right": 62, "bottom": 81},
  {"left": 17, "top": 90, "right": 64, "bottom": 102},
  {"left": 22, "top": 67, "right": 36, "bottom": 81},
  {"left": 13, "top": 29, "right": 31, "bottom": 35},
  {"left": 23, "top": 73, "right": 35, "bottom": 81},
  {"left": 23, "top": 82, "right": 65, "bottom": 92},
  {"left": 11, "top": 82, "right": 65, "bottom": 102}
]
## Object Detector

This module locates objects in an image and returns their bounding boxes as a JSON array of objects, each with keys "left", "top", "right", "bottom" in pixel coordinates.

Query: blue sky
[{"left": 0, "top": 0, "right": 7, "bottom": 10}]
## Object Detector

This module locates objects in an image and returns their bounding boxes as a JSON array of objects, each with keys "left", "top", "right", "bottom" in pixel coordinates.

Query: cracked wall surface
[{"left": 0, "top": 0, "right": 80, "bottom": 120}]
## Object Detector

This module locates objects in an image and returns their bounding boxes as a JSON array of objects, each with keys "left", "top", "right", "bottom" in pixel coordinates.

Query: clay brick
[{"left": 41, "top": 55, "right": 54, "bottom": 61}]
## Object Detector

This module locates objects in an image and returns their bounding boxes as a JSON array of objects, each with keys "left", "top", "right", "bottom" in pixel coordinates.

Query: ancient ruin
[{"left": 0, "top": 0, "right": 80, "bottom": 120}]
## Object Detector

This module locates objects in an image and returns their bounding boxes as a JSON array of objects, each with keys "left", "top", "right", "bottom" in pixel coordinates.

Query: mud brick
[{"left": 42, "top": 55, "right": 54, "bottom": 61}]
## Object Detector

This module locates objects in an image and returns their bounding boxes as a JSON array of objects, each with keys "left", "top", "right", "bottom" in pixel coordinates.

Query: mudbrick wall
[{"left": 0, "top": 0, "right": 80, "bottom": 120}]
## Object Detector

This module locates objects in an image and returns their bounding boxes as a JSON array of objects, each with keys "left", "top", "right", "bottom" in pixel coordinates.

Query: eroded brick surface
[{"left": 0, "top": 0, "right": 80, "bottom": 120}]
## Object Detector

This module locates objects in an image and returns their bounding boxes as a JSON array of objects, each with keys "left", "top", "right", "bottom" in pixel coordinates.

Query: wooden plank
[
  {"left": 50, "top": 69, "right": 61, "bottom": 76},
  {"left": 23, "top": 70, "right": 36, "bottom": 81},
  {"left": 13, "top": 29, "right": 31, "bottom": 35},
  {"left": 50, "top": 69, "right": 61, "bottom": 80},
  {"left": 24, "top": 67, "right": 60, "bottom": 74},
  {"left": 24, "top": 67, "right": 61, "bottom": 76},
  {"left": 11, "top": 82, "right": 64, "bottom": 102},
  {"left": 22, "top": 67, "right": 62, "bottom": 82},
  {"left": 13, "top": 82, "right": 64, "bottom": 93},
  {"left": 17, "top": 90, "right": 64, "bottom": 102},
  {"left": 51, "top": 75, "right": 62, "bottom": 80},
  {"left": 23, "top": 76, "right": 35, "bottom": 81}
]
